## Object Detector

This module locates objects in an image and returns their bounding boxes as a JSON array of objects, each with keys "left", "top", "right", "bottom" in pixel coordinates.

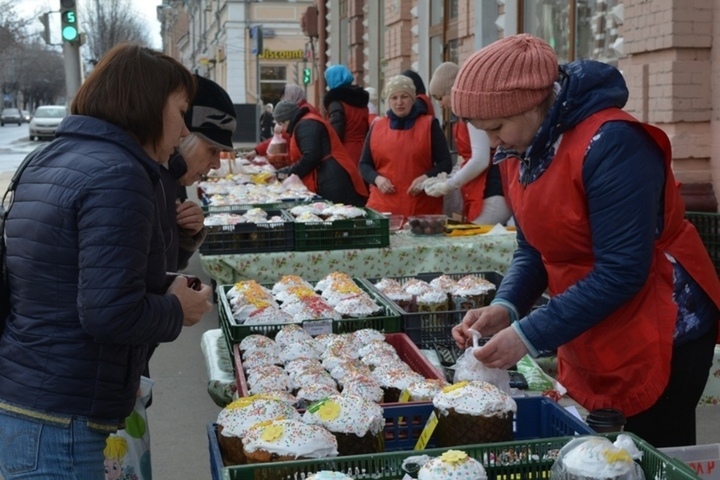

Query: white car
[{"left": 29, "top": 105, "right": 67, "bottom": 141}]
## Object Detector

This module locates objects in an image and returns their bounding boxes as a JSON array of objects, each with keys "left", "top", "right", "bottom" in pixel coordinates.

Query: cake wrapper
[
  {"left": 433, "top": 407, "right": 513, "bottom": 447},
  {"left": 217, "top": 426, "right": 246, "bottom": 466},
  {"left": 451, "top": 292, "right": 495, "bottom": 310}
]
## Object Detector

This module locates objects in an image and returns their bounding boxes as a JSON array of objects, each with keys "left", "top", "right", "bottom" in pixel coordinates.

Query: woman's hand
[
  {"left": 408, "top": 175, "right": 428, "bottom": 195},
  {"left": 375, "top": 175, "right": 395, "bottom": 194},
  {"left": 473, "top": 327, "right": 529, "bottom": 370},
  {"left": 452, "top": 305, "right": 511, "bottom": 349},
  {"left": 176, "top": 200, "right": 204, "bottom": 235}
]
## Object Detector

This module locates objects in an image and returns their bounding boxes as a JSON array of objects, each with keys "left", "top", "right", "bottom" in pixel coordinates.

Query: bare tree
[{"left": 81, "top": 0, "right": 152, "bottom": 63}]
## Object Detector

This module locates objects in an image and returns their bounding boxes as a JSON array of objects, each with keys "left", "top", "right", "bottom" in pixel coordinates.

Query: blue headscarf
[{"left": 325, "top": 64, "right": 354, "bottom": 89}]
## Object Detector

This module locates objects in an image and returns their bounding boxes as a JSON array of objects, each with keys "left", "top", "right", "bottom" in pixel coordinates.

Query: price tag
[
  {"left": 414, "top": 411, "right": 438, "bottom": 450},
  {"left": 303, "top": 319, "right": 332, "bottom": 336}
]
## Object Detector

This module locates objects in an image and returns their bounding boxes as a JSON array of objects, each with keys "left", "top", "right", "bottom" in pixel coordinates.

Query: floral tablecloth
[{"left": 200, "top": 230, "right": 518, "bottom": 284}]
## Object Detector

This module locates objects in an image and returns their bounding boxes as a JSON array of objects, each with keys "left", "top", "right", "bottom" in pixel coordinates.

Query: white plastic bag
[
  {"left": 103, "top": 376, "right": 155, "bottom": 480},
  {"left": 453, "top": 332, "right": 511, "bottom": 393}
]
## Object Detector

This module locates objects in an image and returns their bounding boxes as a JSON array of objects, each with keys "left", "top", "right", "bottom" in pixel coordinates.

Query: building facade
[{"left": 159, "top": 0, "right": 718, "bottom": 210}]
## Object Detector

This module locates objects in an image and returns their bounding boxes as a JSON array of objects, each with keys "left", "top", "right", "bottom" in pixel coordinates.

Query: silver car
[
  {"left": 1, "top": 108, "right": 23, "bottom": 126},
  {"left": 29, "top": 105, "right": 67, "bottom": 141}
]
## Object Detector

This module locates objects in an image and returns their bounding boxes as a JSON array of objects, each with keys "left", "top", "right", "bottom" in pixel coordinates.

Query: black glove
[{"left": 276, "top": 167, "right": 291, "bottom": 180}]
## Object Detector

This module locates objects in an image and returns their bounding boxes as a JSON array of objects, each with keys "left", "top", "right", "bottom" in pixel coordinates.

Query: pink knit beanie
[{"left": 452, "top": 34, "right": 558, "bottom": 120}]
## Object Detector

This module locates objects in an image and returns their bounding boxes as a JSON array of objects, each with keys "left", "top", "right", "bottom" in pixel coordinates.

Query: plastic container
[
  {"left": 292, "top": 207, "right": 390, "bottom": 251},
  {"left": 660, "top": 443, "right": 720, "bottom": 479},
  {"left": 586, "top": 408, "right": 626, "bottom": 433},
  {"left": 199, "top": 208, "right": 294, "bottom": 255},
  {"left": 686, "top": 211, "right": 720, "bottom": 275},
  {"left": 217, "top": 279, "right": 402, "bottom": 354},
  {"left": 232, "top": 332, "right": 445, "bottom": 401},
  {"left": 387, "top": 214, "right": 404, "bottom": 232},
  {"left": 407, "top": 214, "right": 447, "bottom": 236},
  {"left": 207, "top": 396, "right": 609, "bottom": 480}
]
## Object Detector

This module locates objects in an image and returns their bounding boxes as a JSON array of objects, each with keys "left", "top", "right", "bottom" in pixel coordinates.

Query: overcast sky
[{"left": 17, "top": 0, "right": 163, "bottom": 49}]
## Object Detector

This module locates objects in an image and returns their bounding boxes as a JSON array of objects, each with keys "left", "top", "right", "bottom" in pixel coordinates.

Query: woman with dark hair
[{"left": 0, "top": 43, "right": 213, "bottom": 479}]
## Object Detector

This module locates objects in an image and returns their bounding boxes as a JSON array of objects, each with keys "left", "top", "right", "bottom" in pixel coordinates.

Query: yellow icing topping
[
  {"left": 227, "top": 394, "right": 265, "bottom": 409},
  {"left": 260, "top": 424, "right": 284, "bottom": 442},
  {"left": 442, "top": 381, "right": 468, "bottom": 393},
  {"left": 251, "top": 172, "right": 273, "bottom": 184},
  {"left": 317, "top": 400, "right": 341, "bottom": 421},
  {"left": 603, "top": 449, "right": 632, "bottom": 463},
  {"left": 288, "top": 286, "right": 316, "bottom": 298},
  {"left": 440, "top": 450, "right": 468, "bottom": 464}
]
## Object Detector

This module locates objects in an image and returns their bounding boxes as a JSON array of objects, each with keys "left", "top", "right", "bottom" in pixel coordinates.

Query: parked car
[
  {"left": 1, "top": 108, "right": 23, "bottom": 126},
  {"left": 21, "top": 110, "right": 31, "bottom": 123},
  {"left": 28, "top": 105, "right": 67, "bottom": 141}
]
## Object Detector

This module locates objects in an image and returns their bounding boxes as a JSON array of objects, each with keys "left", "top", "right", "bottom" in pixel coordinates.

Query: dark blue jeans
[{"left": 0, "top": 412, "right": 108, "bottom": 479}]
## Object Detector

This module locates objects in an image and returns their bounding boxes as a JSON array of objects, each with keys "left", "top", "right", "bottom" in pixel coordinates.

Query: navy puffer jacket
[{"left": 0, "top": 115, "right": 184, "bottom": 424}]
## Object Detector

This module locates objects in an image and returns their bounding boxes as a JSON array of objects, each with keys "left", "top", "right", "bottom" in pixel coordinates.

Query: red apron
[
  {"left": 505, "top": 108, "right": 720, "bottom": 416},
  {"left": 454, "top": 121, "right": 488, "bottom": 221},
  {"left": 288, "top": 112, "right": 368, "bottom": 197},
  {"left": 338, "top": 102, "right": 369, "bottom": 166},
  {"left": 366, "top": 115, "right": 442, "bottom": 216}
]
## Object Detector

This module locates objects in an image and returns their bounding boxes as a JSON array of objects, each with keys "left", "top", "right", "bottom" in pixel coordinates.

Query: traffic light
[
  {"left": 303, "top": 67, "right": 312, "bottom": 85},
  {"left": 60, "top": 0, "right": 79, "bottom": 43}
]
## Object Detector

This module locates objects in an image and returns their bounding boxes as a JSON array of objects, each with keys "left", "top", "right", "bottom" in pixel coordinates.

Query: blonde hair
[{"left": 104, "top": 435, "right": 128, "bottom": 461}]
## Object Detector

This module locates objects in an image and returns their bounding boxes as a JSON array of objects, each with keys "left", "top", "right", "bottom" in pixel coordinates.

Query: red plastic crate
[{"left": 233, "top": 332, "right": 445, "bottom": 405}]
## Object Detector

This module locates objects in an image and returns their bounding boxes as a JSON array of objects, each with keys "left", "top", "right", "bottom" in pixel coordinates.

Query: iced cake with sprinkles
[
  {"left": 302, "top": 394, "right": 385, "bottom": 455},
  {"left": 432, "top": 380, "right": 516, "bottom": 447},
  {"left": 242, "top": 418, "right": 338, "bottom": 463},
  {"left": 418, "top": 450, "right": 488, "bottom": 480}
]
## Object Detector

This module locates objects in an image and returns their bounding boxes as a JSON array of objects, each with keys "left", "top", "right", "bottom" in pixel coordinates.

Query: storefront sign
[{"left": 258, "top": 49, "right": 305, "bottom": 60}]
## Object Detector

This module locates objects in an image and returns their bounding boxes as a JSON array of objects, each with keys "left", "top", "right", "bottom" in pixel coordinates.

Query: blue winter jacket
[
  {"left": 494, "top": 61, "right": 713, "bottom": 355},
  {"left": 0, "top": 115, "right": 184, "bottom": 427}
]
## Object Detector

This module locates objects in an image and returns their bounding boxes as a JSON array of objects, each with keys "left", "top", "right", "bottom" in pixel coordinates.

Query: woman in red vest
[
  {"left": 358, "top": 74, "right": 452, "bottom": 217},
  {"left": 323, "top": 64, "right": 369, "bottom": 166},
  {"left": 425, "top": 61, "right": 511, "bottom": 225},
  {"left": 272, "top": 99, "right": 367, "bottom": 207},
  {"left": 451, "top": 34, "right": 720, "bottom": 448}
]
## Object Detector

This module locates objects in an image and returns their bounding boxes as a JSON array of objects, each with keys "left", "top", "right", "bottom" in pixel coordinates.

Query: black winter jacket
[{"left": 0, "top": 115, "right": 184, "bottom": 427}]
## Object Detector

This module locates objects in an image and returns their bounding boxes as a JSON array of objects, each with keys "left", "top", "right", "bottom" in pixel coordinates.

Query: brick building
[{"left": 159, "top": 0, "right": 717, "bottom": 209}]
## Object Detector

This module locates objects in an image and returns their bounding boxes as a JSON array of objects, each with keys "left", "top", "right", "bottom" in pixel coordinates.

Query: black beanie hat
[
  {"left": 184, "top": 75, "right": 237, "bottom": 150},
  {"left": 401, "top": 69, "right": 427, "bottom": 95}
]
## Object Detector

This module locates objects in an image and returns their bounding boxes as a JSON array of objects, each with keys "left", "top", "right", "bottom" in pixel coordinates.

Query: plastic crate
[
  {"left": 363, "top": 271, "right": 551, "bottom": 349},
  {"left": 233, "top": 332, "right": 445, "bottom": 400},
  {"left": 292, "top": 207, "right": 390, "bottom": 251},
  {"left": 200, "top": 208, "right": 294, "bottom": 255},
  {"left": 217, "top": 279, "right": 402, "bottom": 353},
  {"left": 660, "top": 444, "right": 720, "bottom": 479},
  {"left": 207, "top": 396, "right": 606, "bottom": 480},
  {"left": 686, "top": 211, "right": 720, "bottom": 275}
]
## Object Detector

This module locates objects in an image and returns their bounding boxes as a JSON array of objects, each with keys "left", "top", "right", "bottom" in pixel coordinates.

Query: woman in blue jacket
[{"left": 0, "top": 44, "right": 213, "bottom": 479}]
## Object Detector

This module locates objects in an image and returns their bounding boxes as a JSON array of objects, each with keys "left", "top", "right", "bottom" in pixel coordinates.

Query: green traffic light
[
  {"left": 62, "top": 25, "right": 78, "bottom": 42},
  {"left": 303, "top": 68, "right": 311, "bottom": 85}
]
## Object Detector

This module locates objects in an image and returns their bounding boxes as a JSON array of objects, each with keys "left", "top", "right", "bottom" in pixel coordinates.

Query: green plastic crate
[
  {"left": 686, "top": 211, "right": 720, "bottom": 275},
  {"left": 210, "top": 430, "right": 698, "bottom": 480},
  {"left": 199, "top": 208, "right": 295, "bottom": 255},
  {"left": 217, "top": 279, "right": 402, "bottom": 354},
  {"left": 292, "top": 207, "right": 390, "bottom": 251}
]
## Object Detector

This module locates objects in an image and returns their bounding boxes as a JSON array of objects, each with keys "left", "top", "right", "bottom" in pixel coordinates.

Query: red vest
[
  {"left": 366, "top": 115, "right": 443, "bottom": 216},
  {"left": 288, "top": 112, "right": 368, "bottom": 198},
  {"left": 418, "top": 94, "right": 436, "bottom": 117},
  {"left": 505, "top": 108, "right": 720, "bottom": 416},
  {"left": 453, "top": 121, "right": 488, "bottom": 221},
  {"left": 336, "top": 102, "right": 369, "bottom": 166}
]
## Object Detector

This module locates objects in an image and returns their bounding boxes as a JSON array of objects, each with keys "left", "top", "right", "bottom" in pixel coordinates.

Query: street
[{"left": 0, "top": 123, "right": 45, "bottom": 175}]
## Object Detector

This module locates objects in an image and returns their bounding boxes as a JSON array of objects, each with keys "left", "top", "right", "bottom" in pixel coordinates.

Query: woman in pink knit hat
[{"left": 451, "top": 33, "right": 720, "bottom": 448}]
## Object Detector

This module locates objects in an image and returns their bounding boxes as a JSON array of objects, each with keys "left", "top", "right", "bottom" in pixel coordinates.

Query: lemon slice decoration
[
  {"left": 440, "top": 450, "right": 468, "bottom": 464},
  {"left": 442, "top": 381, "right": 468, "bottom": 394},
  {"left": 603, "top": 449, "right": 632, "bottom": 463},
  {"left": 261, "top": 424, "right": 284, "bottom": 442},
  {"left": 317, "top": 400, "right": 341, "bottom": 421},
  {"left": 227, "top": 394, "right": 263, "bottom": 409}
]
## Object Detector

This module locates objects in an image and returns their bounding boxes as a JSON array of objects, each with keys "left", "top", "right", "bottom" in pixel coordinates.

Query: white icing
[
  {"left": 217, "top": 398, "right": 300, "bottom": 438},
  {"left": 302, "top": 394, "right": 384, "bottom": 436},
  {"left": 561, "top": 437, "right": 640, "bottom": 478},
  {"left": 418, "top": 452, "right": 488, "bottom": 480},
  {"left": 242, "top": 419, "right": 338, "bottom": 459},
  {"left": 433, "top": 381, "right": 517, "bottom": 417}
]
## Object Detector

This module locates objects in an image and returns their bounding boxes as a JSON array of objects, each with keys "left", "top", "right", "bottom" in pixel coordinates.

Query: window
[
  {"left": 260, "top": 66, "right": 287, "bottom": 108},
  {"left": 522, "top": 0, "right": 620, "bottom": 65}
]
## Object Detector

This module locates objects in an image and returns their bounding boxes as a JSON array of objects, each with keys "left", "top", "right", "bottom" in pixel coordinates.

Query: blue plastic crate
[{"left": 208, "top": 396, "right": 594, "bottom": 479}]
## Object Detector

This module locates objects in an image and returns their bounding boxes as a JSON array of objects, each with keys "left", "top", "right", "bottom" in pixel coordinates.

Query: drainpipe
[{"left": 316, "top": 0, "right": 328, "bottom": 116}]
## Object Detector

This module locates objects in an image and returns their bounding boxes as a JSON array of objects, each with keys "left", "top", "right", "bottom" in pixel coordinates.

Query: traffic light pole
[{"left": 63, "top": 41, "right": 82, "bottom": 107}]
